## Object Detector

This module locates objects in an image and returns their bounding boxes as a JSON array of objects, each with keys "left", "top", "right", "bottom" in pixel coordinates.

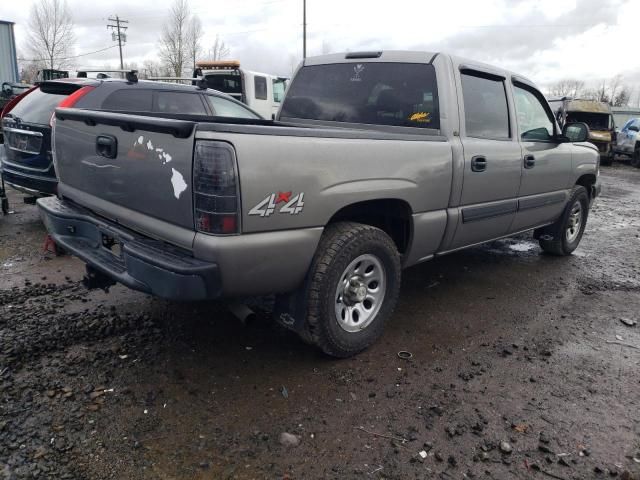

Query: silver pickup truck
[{"left": 38, "top": 51, "right": 601, "bottom": 357}]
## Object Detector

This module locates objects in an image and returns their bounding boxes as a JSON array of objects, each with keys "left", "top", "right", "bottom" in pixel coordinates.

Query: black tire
[
  {"left": 538, "top": 186, "right": 589, "bottom": 256},
  {"left": 1, "top": 196, "right": 8, "bottom": 215},
  {"left": 302, "top": 222, "right": 401, "bottom": 358},
  {"left": 631, "top": 145, "right": 640, "bottom": 169}
]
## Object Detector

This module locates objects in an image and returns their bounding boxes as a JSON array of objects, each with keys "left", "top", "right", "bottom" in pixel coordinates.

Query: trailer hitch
[{"left": 82, "top": 266, "right": 116, "bottom": 292}]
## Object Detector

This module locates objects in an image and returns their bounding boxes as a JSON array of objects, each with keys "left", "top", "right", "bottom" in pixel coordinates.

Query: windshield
[
  {"left": 567, "top": 112, "right": 611, "bottom": 131},
  {"left": 204, "top": 73, "right": 243, "bottom": 95},
  {"left": 280, "top": 62, "right": 440, "bottom": 129}
]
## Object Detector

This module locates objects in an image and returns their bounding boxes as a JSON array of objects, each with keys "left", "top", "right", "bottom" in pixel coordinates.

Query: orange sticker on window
[{"left": 409, "top": 112, "right": 431, "bottom": 123}]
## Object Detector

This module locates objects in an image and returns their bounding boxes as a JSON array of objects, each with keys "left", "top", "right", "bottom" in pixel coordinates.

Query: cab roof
[{"left": 302, "top": 50, "right": 538, "bottom": 88}]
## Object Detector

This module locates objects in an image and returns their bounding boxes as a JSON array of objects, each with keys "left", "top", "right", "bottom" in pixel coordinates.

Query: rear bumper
[
  {"left": 2, "top": 166, "right": 58, "bottom": 196},
  {"left": 37, "top": 196, "right": 222, "bottom": 300}
]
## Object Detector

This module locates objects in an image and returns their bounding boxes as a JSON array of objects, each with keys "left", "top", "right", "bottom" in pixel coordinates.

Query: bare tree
[
  {"left": 186, "top": 17, "right": 203, "bottom": 73},
  {"left": 18, "top": 57, "right": 41, "bottom": 84},
  {"left": 141, "top": 59, "right": 168, "bottom": 78},
  {"left": 208, "top": 35, "right": 230, "bottom": 61},
  {"left": 26, "top": 0, "right": 75, "bottom": 70},
  {"left": 613, "top": 86, "right": 631, "bottom": 107},
  {"left": 595, "top": 80, "right": 610, "bottom": 104},
  {"left": 548, "top": 79, "right": 585, "bottom": 98},
  {"left": 608, "top": 74, "right": 623, "bottom": 104},
  {"left": 159, "top": 0, "right": 190, "bottom": 77}
]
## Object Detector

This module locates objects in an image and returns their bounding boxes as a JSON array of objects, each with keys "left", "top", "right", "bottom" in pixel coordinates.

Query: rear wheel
[
  {"left": 538, "top": 186, "right": 589, "bottom": 256},
  {"left": 302, "top": 222, "right": 401, "bottom": 358}
]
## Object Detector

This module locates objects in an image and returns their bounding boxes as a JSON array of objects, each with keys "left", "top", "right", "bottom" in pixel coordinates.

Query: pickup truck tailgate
[{"left": 53, "top": 108, "right": 195, "bottom": 231}]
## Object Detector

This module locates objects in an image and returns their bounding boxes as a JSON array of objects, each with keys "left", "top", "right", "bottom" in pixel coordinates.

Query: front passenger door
[{"left": 511, "top": 82, "right": 573, "bottom": 232}]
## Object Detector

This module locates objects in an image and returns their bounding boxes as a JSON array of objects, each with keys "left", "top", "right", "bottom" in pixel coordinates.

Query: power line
[
  {"left": 18, "top": 45, "right": 119, "bottom": 62},
  {"left": 107, "top": 15, "right": 129, "bottom": 70}
]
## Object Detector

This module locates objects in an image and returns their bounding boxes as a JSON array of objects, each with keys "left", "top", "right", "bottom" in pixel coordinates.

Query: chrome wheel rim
[
  {"left": 565, "top": 201, "right": 583, "bottom": 243},
  {"left": 334, "top": 254, "right": 386, "bottom": 333}
]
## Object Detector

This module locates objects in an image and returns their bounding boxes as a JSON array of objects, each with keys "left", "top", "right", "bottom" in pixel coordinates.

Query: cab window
[
  {"left": 153, "top": 91, "right": 207, "bottom": 115},
  {"left": 102, "top": 89, "right": 153, "bottom": 112},
  {"left": 513, "top": 83, "right": 555, "bottom": 141},
  {"left": 254, "top": 76, "right": 268, "bottom": 100},
  {"left": 461, "top": 72, "right": 510, "bottom": 140},
  {"left": 206, "top": 95, "right": 260, "bottom": 119},
  {"left": 273, "top": 78, "right": 286, "bottom": 103}
]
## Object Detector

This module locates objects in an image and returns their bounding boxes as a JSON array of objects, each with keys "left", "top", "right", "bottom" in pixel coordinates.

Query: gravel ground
[{"left": 1, "top": 165, "right": 640, "bottom": 480}]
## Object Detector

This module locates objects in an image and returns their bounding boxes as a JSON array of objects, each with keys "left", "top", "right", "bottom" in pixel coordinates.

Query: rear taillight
[
  {"left": 0, "top": 85, "right": 37, "bottom": 120},
  {"left": 194, "top": 140, "right": 240, "bottom": 235},
  {"left": 51, "top": 86, "right": 95, "bottom": 126},
  {"left": 57, "top": 85, "right": 95, "bottom": 109}
]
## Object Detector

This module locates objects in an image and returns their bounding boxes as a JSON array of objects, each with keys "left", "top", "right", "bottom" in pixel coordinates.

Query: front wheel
[
  {"left": 302, "top": 222, "right": 401, "bottom": 358},
  {"left": 538, "top": 186, "right": 589, "bottom": 256}
]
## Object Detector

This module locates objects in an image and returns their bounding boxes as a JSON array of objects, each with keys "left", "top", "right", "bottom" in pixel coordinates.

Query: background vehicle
[
  {"left": 39, "top": 51, "right": 600, "bottom": 358},
  {"left": 1, "top": 78, "right": 95, "bottom": 197},
  {"left": 614, "top": 117, "right": 640, "bottom": 167},
  {"left": 612, "top": 106, "right": 640, "bottom": 129},
  {"left": 1, "top": 75, "right": 261, "bottom": 198},
  {"left": 1, "top": 82, "right": 32, "bottom": 110},
  {"left": 0, "top": 19, "right": 20, "bottom": 145},
  {"left": 0, "top": 20, "right": 19, "bottom": 86},
  {"left": 36, "top": 69, "right": 70, "bottom": 82},
  {"left": 194, "top": 60, "right": 288, "bottom": 118},
  {"left": 548, "top": 97, "right": 616, "bottom": 164},
  {"left": 0, "top": 143, "right": 7, "bottom": 214}
]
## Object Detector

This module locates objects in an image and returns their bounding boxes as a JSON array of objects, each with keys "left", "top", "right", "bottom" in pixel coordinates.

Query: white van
[{"left": 194, "top": 61, "right": 288, "bottom": 119}]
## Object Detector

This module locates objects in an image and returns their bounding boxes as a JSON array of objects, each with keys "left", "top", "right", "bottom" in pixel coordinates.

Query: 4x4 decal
[{"left": 249, "top": 192, "right": 305, "bottom": 217}]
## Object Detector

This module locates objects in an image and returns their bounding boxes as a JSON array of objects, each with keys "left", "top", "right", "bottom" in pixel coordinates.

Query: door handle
[
  {"left": 96, "top": 135, "right": 118, "bottom": 159},
  {"left": 524, "top": 154, "right": 536, "bottom": 169},
  {"left": 470, "top": 155, "right": 487, "bottom": 172}
]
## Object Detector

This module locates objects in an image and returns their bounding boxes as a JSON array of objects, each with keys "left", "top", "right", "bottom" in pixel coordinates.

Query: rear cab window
[
  {"left": 204, "top": 73, "right": 242, "bottom": 96},
  {"left": 460, "top": 72, "right": 510, "bottom": 140},
  {"left": 280, "top": 62, "right": 440, "bottom": 130}
]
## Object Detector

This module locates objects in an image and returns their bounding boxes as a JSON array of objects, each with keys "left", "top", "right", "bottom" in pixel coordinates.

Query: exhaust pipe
[{"left": 228, "top": 303, "right": 257, "bottom": 326}]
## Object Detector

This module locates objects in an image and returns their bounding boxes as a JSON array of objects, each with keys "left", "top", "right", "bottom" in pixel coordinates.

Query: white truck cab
[{"left": 194, "top": 60, "right": 288, "bottom": 119}]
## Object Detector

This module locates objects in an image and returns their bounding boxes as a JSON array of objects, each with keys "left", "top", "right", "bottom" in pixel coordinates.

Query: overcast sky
[{"left": 1, "top": 0, "right": 639, "bottom": 91}]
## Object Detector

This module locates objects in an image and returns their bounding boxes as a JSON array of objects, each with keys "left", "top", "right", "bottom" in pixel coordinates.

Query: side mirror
[
  {"left": 563, "top": 122, "right": 590, "bottom": 143},
  {"left": 629, "top": 125, "right": 639, "bottom": 133}
]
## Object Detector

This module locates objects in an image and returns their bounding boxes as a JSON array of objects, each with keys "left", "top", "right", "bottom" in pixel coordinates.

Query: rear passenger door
[
  {"left": 450, "top": 70, "right": 522, "bottom": 250},
  {"left": 511, "top": 81, "right": 572, "bottom": 231}
]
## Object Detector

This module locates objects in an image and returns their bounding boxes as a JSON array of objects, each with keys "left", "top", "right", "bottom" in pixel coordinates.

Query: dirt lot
[{"left": 1, "top": 165, "right": 640, "bottom": 480}]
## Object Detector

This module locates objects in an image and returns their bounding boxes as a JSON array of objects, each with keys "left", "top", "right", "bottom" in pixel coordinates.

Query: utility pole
[
  {"left": 302, "top": 0, "right": 307, "bottom": 59},
  {"left": 107, "top": 15, "right": 129, "bottom": 71}
]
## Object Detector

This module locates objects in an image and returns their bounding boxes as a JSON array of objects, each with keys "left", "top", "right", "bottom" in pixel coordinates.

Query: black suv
[{"left": 1, "top": 77, "right": 262, "bottom": 197}]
